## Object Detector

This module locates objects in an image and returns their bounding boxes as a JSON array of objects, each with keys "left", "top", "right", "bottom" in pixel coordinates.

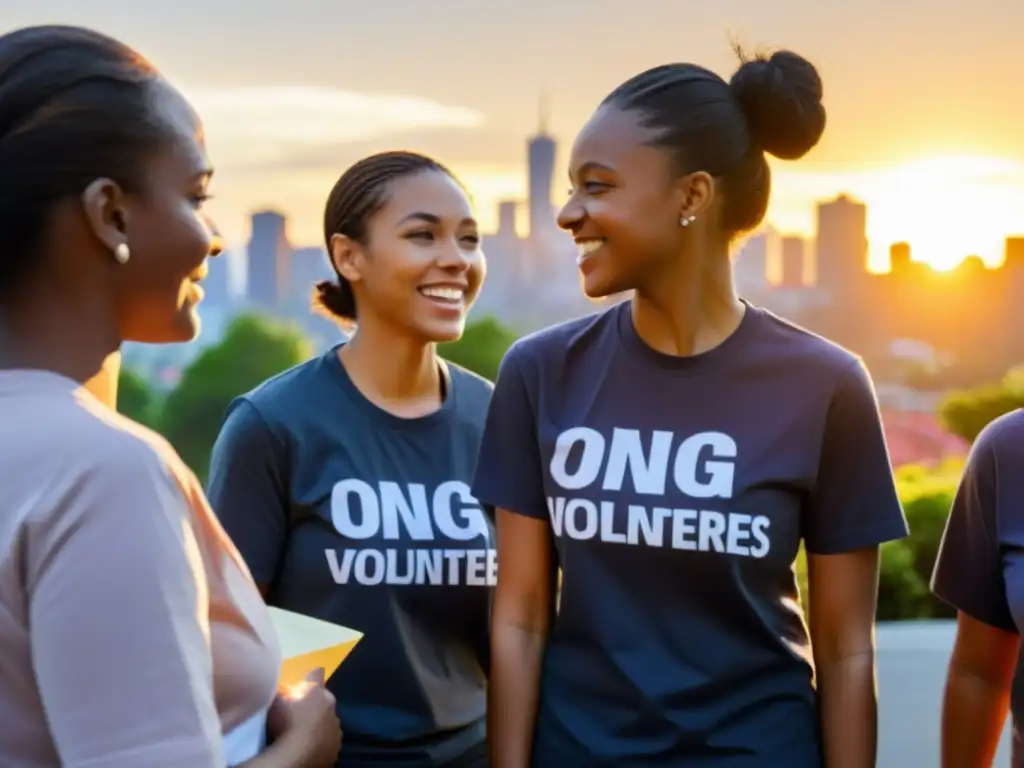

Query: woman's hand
[{"left": 264, "top": 672, "right": 342, "bottom": 767}]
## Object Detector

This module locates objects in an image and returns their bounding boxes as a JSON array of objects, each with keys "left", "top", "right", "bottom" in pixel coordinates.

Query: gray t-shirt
[
  {"left": 207, "top": 346, "right": 494, "bottom": 766},
  {"left": 932, "top": 409, "right": 1024, "bottom": 767},
  {"left": 471, "top": 300, "right": 909, "bottom": 766},
  {"left": 0, "top": 370, "right": 280, "bottom": 768}
]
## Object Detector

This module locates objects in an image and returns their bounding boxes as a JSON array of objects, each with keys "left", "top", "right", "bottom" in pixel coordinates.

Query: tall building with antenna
[{"left": 527, "top": 91, "right": 556, "bottom": 239}]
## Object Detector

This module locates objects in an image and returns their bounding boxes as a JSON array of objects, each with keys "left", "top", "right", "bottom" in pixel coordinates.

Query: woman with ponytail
[{"left": 209, "top": 151, "right": 493, "bottom": 767}]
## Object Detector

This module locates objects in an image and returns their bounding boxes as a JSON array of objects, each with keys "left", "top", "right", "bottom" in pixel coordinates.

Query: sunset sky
[{"left": 11, "top": 0, "right": 1024, "bottom": 272}]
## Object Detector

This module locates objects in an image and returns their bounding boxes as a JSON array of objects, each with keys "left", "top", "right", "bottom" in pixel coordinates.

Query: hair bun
[{"left": 729, "top": 50, "right": 826, "bottom": 161}]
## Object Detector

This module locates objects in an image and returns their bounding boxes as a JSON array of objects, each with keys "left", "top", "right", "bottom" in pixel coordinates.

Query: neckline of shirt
[
  {"left": 322, "top": 343, "right": 459, "bottom": 431},
  {"left": 0, "top": 368, "right": 94, "bottom": 399},
  {"left": 615, "top": 298, "right": 763, "bottom": 377}
]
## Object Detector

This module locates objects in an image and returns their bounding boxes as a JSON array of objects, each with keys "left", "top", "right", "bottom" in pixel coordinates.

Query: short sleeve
[
  {"left": 207, "top": 398, "right": 290, "bottom": 585},
  {"left": 803, "top": 358, "right": 909, "bottom": 554},
  {"left": 29, "top": 451, "right": 223, "bottom": 767},
  {"left": 471, "top": 341, "right": 549, "bottom": 520},
  {"left": 931, "top": 424, "right": 1015, "bottom": 632}
]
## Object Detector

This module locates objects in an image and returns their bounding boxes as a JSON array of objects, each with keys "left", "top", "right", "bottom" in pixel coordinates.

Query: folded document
[
  {"left": 268, "top": 606, "right": 363, "bottom": 691},
  {"left": 224, "top": 608, "right": 363, "bottom": 765}
]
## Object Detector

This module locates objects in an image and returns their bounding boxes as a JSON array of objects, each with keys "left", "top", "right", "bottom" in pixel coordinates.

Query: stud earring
[
  {"left": 680, "top": 214, "right": 696, "bottom": 227},
  {"left": 113, "top": 243, "right": 130, "bottom": 264}
]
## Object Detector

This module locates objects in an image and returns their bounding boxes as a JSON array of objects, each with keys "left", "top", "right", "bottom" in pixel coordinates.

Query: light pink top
[{"left": 0, "top": 370, "right": 281, "bottom": 767}]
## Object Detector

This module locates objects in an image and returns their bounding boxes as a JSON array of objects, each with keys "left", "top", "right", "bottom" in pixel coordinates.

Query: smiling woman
[
  {"left": 474, "top": 45, "right": 908, "bottom": 768},
  {"left": 315, "top": 151, "right": 486, "bottom": 336},
  {"left": 0, "top": 23, "right": 340, "bottom": 768},
  {"left": 207, "top": 150, "right": 496, "bottom": 766}
]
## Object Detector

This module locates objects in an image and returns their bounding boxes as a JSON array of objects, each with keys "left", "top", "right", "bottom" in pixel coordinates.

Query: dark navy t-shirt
[
  {"left": 932, "top": 409, "right": 1024, "bottom": 768},
  {"left": 471, "top": 300, "right": 908, "bottom": 766},
  {"left": 207, "top": 346, "right": 494, "bottom": 767}
]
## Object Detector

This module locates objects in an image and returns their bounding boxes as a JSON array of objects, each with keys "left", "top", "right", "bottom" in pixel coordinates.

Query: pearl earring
[
  {"left": 680, "top": 214, "right": 696, "bottom": 227},
  {"left": 113, "top": 243, "right": 130, "bottom": 264}
]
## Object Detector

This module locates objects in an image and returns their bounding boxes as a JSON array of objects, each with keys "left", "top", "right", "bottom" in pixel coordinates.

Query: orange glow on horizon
[
  {"left": 763, "top": 155, "right": 1024, "bottom": 275},
  {"left": 863, "top": 155, "right": 1023, "bottom": 272}
]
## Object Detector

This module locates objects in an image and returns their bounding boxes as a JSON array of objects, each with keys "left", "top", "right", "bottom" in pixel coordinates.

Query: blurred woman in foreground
[{"left": 0, "top": 24, "right": 339, "bottom": 767}]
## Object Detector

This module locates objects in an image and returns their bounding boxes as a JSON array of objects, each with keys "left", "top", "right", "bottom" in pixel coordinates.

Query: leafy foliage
[
  {"left": 939, "top": 367, "right": 1024, "bottom": 442},
  {"left": 795, "top": 460, "right": 962, "bottom": 621},
  {"left": 439, "top": 316, "right": 517, "bottom": 382},
  {"left": 159, "top": 313, "right": 312, "bottom": 482},
  {"left": 116, "top": 366, "right": 162, "bottom": 430}
]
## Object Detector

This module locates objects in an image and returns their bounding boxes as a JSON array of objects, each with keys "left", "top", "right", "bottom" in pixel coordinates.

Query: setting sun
[
  {"left": 762, "top": 154, "right": 1024, "bottom": 275},
  {"left": 861, "top": 156, "right": 1024, "bottom": 271}
]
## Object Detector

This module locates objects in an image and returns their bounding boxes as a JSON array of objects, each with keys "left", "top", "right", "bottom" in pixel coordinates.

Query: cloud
[
  {"left": 179, "top": 85, "right": 486, "bottom": 167},
  {"left": 216, "top": 126, "right": 532, "bottom": 174}
]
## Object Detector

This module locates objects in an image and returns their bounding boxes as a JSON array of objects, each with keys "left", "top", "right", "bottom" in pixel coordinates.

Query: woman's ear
[
  {"left": 676, "top": 171, "right": 715, "bottom": 220},
  {"left": 329, "top": 233, "right": 364, "bottom": 286}
]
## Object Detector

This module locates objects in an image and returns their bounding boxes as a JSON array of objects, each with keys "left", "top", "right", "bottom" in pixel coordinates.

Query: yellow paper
[{"left": 267, "top": 607, "right": 363, "bottom": 691}]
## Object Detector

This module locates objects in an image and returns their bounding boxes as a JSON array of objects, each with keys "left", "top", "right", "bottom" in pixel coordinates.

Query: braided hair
[
  {"left": 601, "top": 49, "right": 825, "bottom": 237},
  {"left": 0, "top": 25, "right": 167, "bottom": 299},
  {"left": 317, "top": 151, "right": 458, "bottom": 322}
]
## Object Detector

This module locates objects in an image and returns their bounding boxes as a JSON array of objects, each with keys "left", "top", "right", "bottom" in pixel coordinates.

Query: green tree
[
  {"left": 875, "top": 540, "right": 930, "bottom": 621},
  {"left": 796, "top": 538, "right": 930, "bottom": 622},
  {"left": 792, "top": 461, "right": 963, "bottom": 622},
  {"left": 938, "top": 368, "right": 1024, "bottom": 442},
  {"left": 900, "top": 489, "right": 957, "bottom": 618},
  {"left": 439, "top": 316, "right": 518, "bottom": 382},
  {"left": 117, "top": 367, "right": 162, "bottom": 430},
  {"left": 160, "top": 313, "right": 312, "bottom": 481}
]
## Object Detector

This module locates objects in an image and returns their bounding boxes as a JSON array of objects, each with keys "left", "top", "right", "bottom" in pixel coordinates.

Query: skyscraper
[
  {"left": 246, "top": 210, "right": 291, "bottom": 311},
  {"left": 815, "top": 194, "right": 868, "bottom": 301},
  {"left": 527, "top": 92, "right": 556, "bottom": 239},
  {"left": 202, "top": 249, "right": 232, "bottom": 308},
  {"left": 733, "top": 228, "right": 776, "bottom": 296},
  {"left": 288, "top": 246, "right": 333, "bottom": 310},
  {"left": 1004, "top": 236, "right": 1024, "bottom": 269},
  {"left": 497, "top": 201, "right": 518, "bottom": 239},
  {"left": 780, "top": 236, "right": 805, "bottom": 288},
  {"left": 889, "top": 242, "right": 912, "bottom": 272}
]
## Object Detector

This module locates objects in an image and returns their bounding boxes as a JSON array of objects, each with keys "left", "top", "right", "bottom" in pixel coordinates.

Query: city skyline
[
  {"left": 227, "top": 153, "right": 1024, "bottom": 277},
  {"left": 12, "top": 0, "right": 1024, "bottom": 271}
]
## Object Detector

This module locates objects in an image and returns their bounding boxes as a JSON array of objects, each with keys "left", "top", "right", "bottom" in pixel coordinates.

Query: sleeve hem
[
  {"left": 804, "top": 518, "right": 909, "bottom": 555},
  {"left": 474, "top": 491, "right": 549, "bottom": 522},
  {"left": 930, "top": 584, "right": 1018, "bottom": 634}
]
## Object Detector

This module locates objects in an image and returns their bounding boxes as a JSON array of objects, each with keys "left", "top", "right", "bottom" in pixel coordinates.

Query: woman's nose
[
  {"left": 557, "top": 199, "right": 583, "bottom": 231},
  {"left": 206, "top": 217, "right": 224, "bottom": 257}
]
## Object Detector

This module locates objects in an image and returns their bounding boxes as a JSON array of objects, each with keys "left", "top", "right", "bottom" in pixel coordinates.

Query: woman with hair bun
[
  {"left": 0, "top": 24, "right": 339, "bottom": 768},
  {"left": 208, "top": 151, "right": 494, "bottom": 766},
  {"left": 472, "top": 49, "right": 908, "bottom": 766}
]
